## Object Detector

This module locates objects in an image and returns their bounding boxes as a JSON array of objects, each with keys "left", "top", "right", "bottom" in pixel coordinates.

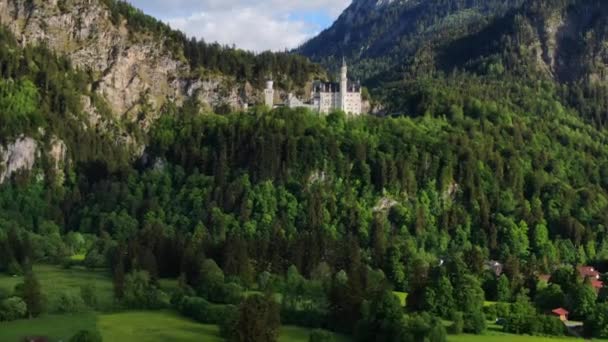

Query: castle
[{"left": 264, "top": 59, "right": 363, "bottom": 115}]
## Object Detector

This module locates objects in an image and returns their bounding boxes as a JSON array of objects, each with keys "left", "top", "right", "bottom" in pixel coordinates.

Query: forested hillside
[
  {"left": 300, "top": 0, "right": 608, "bottom": 128},
  {"left": 4, "top": 0, "right": 608, "bottom": 341}
]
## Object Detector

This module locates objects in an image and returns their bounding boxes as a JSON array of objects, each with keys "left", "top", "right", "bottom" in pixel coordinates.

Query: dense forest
[{"left": 2, "top": 0, "right": 608, "bottom": 341}]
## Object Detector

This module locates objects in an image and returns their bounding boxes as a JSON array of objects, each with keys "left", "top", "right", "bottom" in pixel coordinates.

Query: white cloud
[{"left": 126, "top": 0, "right": 351, "bottom": 51}]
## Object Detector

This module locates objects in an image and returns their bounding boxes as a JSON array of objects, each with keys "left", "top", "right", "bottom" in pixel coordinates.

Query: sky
[{"left": 125, "top": 0, "right": 352, "bottom": 52}]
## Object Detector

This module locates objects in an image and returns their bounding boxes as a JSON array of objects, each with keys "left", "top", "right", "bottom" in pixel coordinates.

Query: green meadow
[
  {"left": 0, "top": 264, "right": 115, "bottom": 311},
  {"left": 0, "top": 311, "right": 347, "bottom": 342},
  {"left": 0, "top": 265, "right": 592, "bottom": 342}
]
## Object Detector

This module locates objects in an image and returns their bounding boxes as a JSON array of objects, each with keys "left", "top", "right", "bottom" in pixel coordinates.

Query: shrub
[
  {"left": 0, "top": 286, "right": 11, "bottom": 300},
  {"left": 69, "top": 330, "right": 102, "bottom": 342},
  {"left": 84, "top": 250, "right": 105, "bottom": 269},
  {"left": 123, "top": 270, "right": 169, "bottom": 309},
  {"left": 178, "top": 296, "right": 236, "bottom": 325},
  {"left": 309, "top": 329, "right": 335, "bottom": 342},
  {"left": 7, "top": 261, "right": 22, "bottom": 276},
  {"left": 219, "top": 305, "right": 239, "bottom": 340},
  {"left": 463, "top": 310, "right": 486, "bottom": 334},
  {"left": 399, "top": 313, "right": 447, "bottom": 342},
  {"left": 448, "top": 311, "right": 464, "bottom": 334},
  {"left": 235, "top": 295, "right": 280, "bottom": 342},
  {"left": 220, "top": 282, "right": 244, "bottom": 305},
  {"left": 80, "top": 284, "right": 98, "bottom": 309},
  {"left": 0, "top": 297, "right": 27, "bottom": 321},
  {"left": 57, "top": 291, "right": 85, "bottom": 314}
]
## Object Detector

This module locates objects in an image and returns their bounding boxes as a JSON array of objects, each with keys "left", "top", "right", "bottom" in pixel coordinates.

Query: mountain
[
  {"left": 5, "top": 0, "right": 608, "bottom": 339},
  {"left": 298, "top": 0, "right": 524, "bottom": 81},
  {"left": 0, "top": 0, "right": 323, "bottom": 121},
  {"left": 300, "top": 0, "right": 608, "bottom": 125},
  {"left": 0, "top": 0, "right": 324, "bottom": 182}
]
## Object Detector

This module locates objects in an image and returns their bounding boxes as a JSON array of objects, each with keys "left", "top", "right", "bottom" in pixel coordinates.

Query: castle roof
[{"left": 313, "top": 80, "right": 361, "bottom": 94}]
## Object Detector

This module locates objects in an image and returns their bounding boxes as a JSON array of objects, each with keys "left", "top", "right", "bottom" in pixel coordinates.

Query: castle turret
[
  {"left": 340, "top": 58, "right": 348, "bottom": 112},
  {"left": 264, "top": 79, "right": 274, "bottom": 108}
]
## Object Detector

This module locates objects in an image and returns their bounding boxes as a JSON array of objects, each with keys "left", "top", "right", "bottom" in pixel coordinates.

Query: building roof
[
  {"left": 578, "top": 266, "right": 600, "bottom": 279},
  {"left": 591, "top": 280, "right": 604, "bottom": 289},
  {"left": 538, "top": 274, "right": 551, "bottom": 283},
  {"left": 552, "top": 308, "right": 569, "bottom": 316},
  {"left": 312, "top": 80, "right": 361, "bottom": 94}
]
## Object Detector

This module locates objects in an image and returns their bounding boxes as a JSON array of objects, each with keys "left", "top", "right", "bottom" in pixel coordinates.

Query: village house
[{"left": 551, "top": 308, "right": 569, "bottom": 322}]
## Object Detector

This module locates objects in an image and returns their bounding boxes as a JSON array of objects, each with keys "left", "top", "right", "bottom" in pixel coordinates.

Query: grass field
[
  {"left": 0, "top": 311, "right": 349, "bottom": 342},
  {"left": 0, "top": 264, "right": 115, "bottom": 311},
  {"left": 447, "top": 322, "right": 583, "bottom": 342},
  {"left": 0, "top": 312, "right": 98, "bottom": 342},
  {"left": 98, "top": 311, "right": 223, "bottom": 342},
  {"left": 449, "top": 334, "right": 580, "bottom": 342}
]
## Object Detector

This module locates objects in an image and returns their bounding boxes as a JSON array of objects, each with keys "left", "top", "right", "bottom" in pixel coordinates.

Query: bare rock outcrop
[
  {"left": 0, "top": 0, "right": 251, "bottom": 122},
  {"left": 0, "top": 136, "right": 38, "bottom": 183}
]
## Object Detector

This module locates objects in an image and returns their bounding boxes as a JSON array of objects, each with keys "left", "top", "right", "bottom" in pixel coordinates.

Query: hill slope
[
  {"left": 0, "top": 0, "right": 323, "bottom": 121},
  {"left": 300, "top": 0, "right": 608, "bottom": 125}
]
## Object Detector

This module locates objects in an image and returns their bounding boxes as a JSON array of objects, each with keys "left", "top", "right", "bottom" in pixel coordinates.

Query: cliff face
[
  {"left": 0, "top": 0, "right": 253, "bottom": 123},
  {"left": 520, "top": 1, "right": 608, "bottom": 84}
]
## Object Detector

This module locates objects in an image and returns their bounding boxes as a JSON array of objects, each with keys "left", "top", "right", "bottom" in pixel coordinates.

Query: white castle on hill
[{"left": 264, "top": 59, "right": 362, "bottom": 115}]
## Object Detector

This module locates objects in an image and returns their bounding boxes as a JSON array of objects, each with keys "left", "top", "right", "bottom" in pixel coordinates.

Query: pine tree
[{"left": 22, "top": 271, "right": 44, "bottom": 318}]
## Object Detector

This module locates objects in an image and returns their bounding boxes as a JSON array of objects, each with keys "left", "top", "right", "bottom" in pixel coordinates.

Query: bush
[
  {"left": 463, "top": 310, "right": 486, "bottom": 334},
  {"left": 57, "top": 291, "right": 85, "bottom": 313},
  {"left": 0, "top": 297, "right": 27, "bottom": 321},
  {"left": 123, "top": 271, "right": 169, "bottom": 309},
  {"left": 69, "top": 330, "right": 102, "bottom": 342},
  {"left": 535, "top": 315, "right": 565, "bottom": 336},
  {"left": 398, "top": 312, "right": 447, "bottom": 342},
  {"left": 309, "top": 329, "right": 335, "bottom": 342},
  {"left": 80, "top": 284, "right": 98, "bottom": 309},
  {"left": 219, "top": 305, "right": 239, "bottom": 340},
  {"left": 0, "top": 286, "right": 11, "bottom": 300},
  {"left": 235, "top": 295, "right": 281, "bottom": 342},
  {"left": 84, "top": 250, "right": 105, "bottom": 269},
  {"left": 178, "top": 296, "right": 236, "bottom": 325},
  {"left": 448, "top": 311, "right": 464, "bottom": 334},
  {"left": 220, "top": 282, "right": 244, "bottom": 305},
  {"left": 7, "top": 261, "right": 22, "bottom": 276}
]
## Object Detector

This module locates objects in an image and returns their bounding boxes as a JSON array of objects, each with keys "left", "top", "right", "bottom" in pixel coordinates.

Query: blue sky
[{"left": 125, "top": 0, "right": 351, "bottom": 51}]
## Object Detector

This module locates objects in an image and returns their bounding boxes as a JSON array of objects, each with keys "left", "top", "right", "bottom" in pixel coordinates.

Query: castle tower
[
  {"left": 264, "top": 79, "right": 274, "bottom": 108},
  {"left": 340, "top": 58, "right": 348, "bottom": 112}
]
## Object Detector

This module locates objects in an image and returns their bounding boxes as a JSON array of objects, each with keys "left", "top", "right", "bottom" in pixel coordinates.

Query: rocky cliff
[{"left": 0, "top": 0, "right": 256, "bottom": 124}]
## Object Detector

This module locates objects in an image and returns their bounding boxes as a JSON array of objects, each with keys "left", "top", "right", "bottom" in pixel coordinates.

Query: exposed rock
[
  {"left": 49, "top": 137, "right": 67, "bottom": 184},
  {"left": 373, "top": 197, "right": 398, "bottom": 212},
  {"left": 0, "top": 136, "right": 38, "bottom": 183},
  {"left": 0, "top": 0, "right": 252, "bottom": 123},
  {"left": 308, "top": 170, "right": 329, "bottom": 185},
  {"left": 442, "top": 181, "right": 459, "bottom": 201}
]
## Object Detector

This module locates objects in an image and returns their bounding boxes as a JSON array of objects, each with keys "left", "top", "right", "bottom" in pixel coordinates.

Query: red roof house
[
  {"left": 591, "top": 280, "right": 604, "bottom": 292},
  {"left": 551, "top": 308, "right": 569, "bottom": 321},
  {"left": 538, "top": 274, "right": 551, "bottom": 283},
  {"left": 578, "top": 266, "right": 600, "bottom": 280}
]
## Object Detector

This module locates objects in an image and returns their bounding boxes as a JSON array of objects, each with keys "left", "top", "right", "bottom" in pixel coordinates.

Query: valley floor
[
  {"left": 0, "top": 265, "right": 595, "bottom": 342},
  {"left": 0, "top": 310, "right": 350, "bottom": 342}
]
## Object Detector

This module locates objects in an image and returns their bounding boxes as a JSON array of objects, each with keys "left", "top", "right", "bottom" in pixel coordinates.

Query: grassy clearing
[
  {"left": 0, "top": 311, "right": 349, "bottom": 342},
  {"left": 0, "top": 264, "right": 115, "bottom": 311},
  {"left": 449, "top": 334, "right": 581, "bottom": 342},
  {"left": 0, "top": 312, "right": 97, "bottom": 342},
  {"left": 279, "top": 326, "right": 351, "bottom": 342},
  {"left": 448, "top": 322, "right": 583, "bottom": 342},
  {"left": 98, "top": 311, "right": 223, "bottom": 342}
]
